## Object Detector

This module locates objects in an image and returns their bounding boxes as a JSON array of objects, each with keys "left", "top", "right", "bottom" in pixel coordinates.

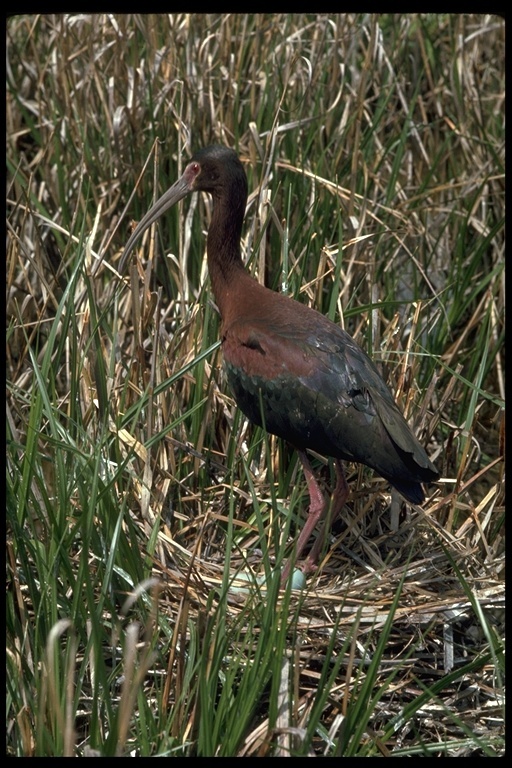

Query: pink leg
[
  {"left": 303, "top": 460, "right": 348, "bottom": 574},
  {"left": 281, "top": 455, "right": 349, "bottom": 584}
]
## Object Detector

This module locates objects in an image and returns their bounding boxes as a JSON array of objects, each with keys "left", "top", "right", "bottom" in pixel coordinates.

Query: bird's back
[{"left": 221, "top": 279, "right": 438, "bottom": 503}]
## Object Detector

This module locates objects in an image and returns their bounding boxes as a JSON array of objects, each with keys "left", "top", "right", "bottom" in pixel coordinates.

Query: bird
[{"left": 119, "top": 145, "right": 439, "bottom": 584}]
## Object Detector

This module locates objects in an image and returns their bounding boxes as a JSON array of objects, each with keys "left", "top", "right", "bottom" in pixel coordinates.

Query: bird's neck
[{"left": 206, "top": 188, "right": 248, "bottom": 314}]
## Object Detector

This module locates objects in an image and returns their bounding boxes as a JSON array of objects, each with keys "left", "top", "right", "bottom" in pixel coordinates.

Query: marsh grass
[{"left": 7, "top": 13, "right": 504, "bottom": 756}]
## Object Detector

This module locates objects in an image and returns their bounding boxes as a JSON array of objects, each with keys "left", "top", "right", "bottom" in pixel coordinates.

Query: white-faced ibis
[{"left": 119, "top": 145, "right": 439, "bottom": 584}]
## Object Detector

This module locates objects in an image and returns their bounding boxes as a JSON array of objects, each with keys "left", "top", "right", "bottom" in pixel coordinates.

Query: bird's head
[{"left": 119, "top": 145, "right": 246, "bottom": 273}]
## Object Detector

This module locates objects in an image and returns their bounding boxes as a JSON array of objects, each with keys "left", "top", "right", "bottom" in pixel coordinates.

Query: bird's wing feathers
[
  {"left": 300, "top": 326, "right": 436, "bottom": 470},
  {"left": 223, "top": 311, "right": 433, "bottom": 472}
]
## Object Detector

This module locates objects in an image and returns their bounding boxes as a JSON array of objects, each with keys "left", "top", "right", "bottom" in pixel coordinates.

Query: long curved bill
[{"left": 119, "top": 168, "right": 196, "bottom": 273}]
